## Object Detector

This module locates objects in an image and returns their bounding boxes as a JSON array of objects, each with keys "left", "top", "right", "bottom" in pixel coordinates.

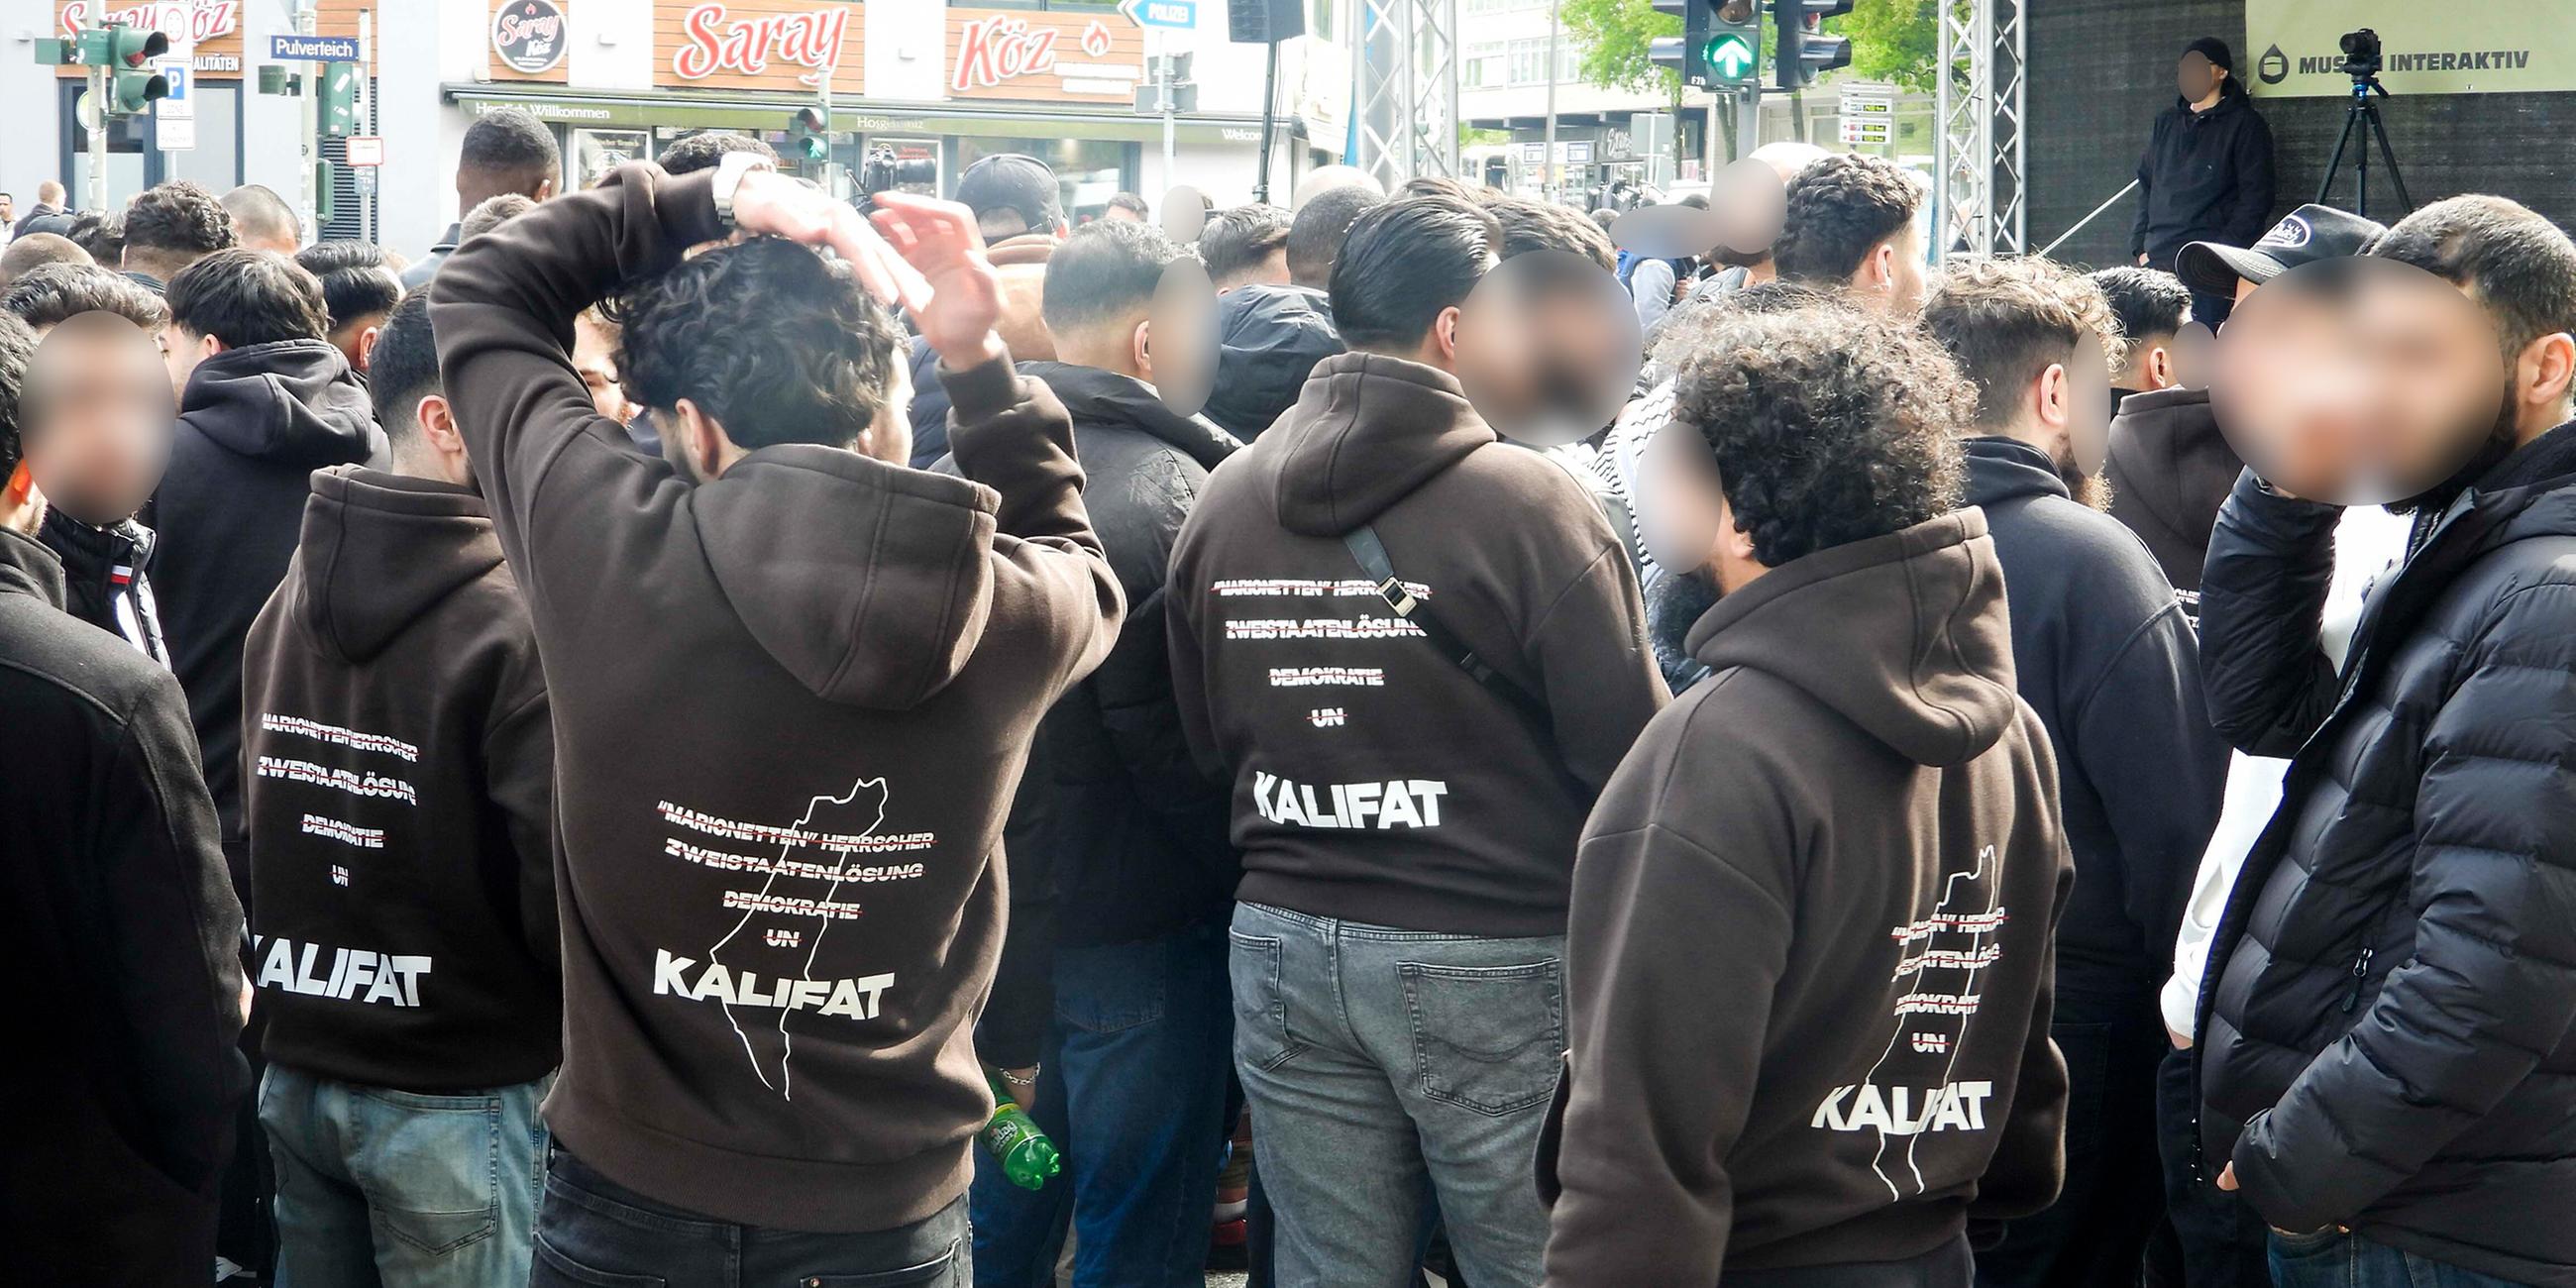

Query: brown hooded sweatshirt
[
  {"left": 242, "top": 466, "right": 557, "bottom": 1092},
  {"left": 429, "top": 163, "right": 1122, "bottom": 1232},
  {"left": 1167, "top": 352, "right": 1665, "bottom": 936},
  {"left": 1540, "top": 510, "right": 2074, "bottom": 1285}
]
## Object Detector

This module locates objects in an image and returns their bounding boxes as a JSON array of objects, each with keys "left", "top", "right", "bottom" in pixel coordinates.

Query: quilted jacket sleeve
[
  {"left": 2228, "top": 577, "right": 2576, "bottom": 1231},
  {"left": 2199, "top": 471, "right": 2348, "bottom": 757}
]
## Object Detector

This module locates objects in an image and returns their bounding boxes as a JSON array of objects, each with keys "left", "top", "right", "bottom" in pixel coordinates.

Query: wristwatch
[{"left": 710, "top": 151, "right": 775, "bottom": 230}]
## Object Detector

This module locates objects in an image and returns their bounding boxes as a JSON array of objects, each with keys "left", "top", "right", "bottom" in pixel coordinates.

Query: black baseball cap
[
  {"left": 2176, "top": 204, "right": 2388, "bottom": 296},
  {"left": 955, "top": 154, "right": 1062, "bottom": 235}
]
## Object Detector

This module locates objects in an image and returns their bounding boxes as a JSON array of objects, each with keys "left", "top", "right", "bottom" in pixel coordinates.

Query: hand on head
[{"left": 725, "top": 173, "right": 1005, "bottom": 368}]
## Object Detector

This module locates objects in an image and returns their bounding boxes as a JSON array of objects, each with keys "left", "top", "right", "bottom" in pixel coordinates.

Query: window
[
  {"left": 1309, "top": 0, "right": 1337, "bottom": 42},
  {"left": 1496, "top": 38, "right": 1576, "bottom": 84},
  {"left": 1466, "top": 42, "right": 1504, "bottom": 88}
]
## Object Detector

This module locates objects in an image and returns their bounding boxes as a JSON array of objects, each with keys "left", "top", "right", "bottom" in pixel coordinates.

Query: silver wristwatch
[{"left": 710, "top": 152, "right": 775, "bottom": 229}]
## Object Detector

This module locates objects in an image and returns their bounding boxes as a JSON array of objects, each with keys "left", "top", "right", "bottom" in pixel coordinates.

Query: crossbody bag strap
[{"left": 1343, "top": 523, "right": 1551, "bottom": 726}]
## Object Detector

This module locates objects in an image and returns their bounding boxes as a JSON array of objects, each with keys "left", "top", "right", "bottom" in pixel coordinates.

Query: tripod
[{"left": 2315, "top": 73, "right": 2413, "bottom": 219}]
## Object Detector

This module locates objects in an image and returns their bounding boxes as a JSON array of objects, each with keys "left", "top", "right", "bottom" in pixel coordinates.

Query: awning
[{"left": 444, "top": 81, "right": 1314, "bottom": 148}]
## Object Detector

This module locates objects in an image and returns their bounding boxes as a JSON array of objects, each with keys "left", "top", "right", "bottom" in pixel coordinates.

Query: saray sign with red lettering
[
  {"left": 657, "top": 1, "right": 862, "bottom": 93},
  {"left": 55, "top": 0, "right": 241, "bottom": 75},
  {"left": 947, "top": 7, "right": 1142, "bottom": 103}
]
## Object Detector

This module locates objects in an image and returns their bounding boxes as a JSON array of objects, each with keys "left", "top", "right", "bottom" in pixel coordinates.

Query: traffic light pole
[
  {"left": 296, "top": 0, "right": 318, "bottom": 240},
  {"left": 85, "top": 62, "right": 108, "bottom": 213}
]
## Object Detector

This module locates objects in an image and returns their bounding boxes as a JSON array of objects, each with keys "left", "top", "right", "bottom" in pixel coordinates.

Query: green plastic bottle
[{"left": 983, "top": 1072, "right": 1062, "bottom": 1191}]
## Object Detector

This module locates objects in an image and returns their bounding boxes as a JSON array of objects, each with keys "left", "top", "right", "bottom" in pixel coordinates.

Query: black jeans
[
  {"left": 530, "top": 1148, "right": 969, "bottom": 1287},
  {"left": 2155, "top": 1045, "right": 2272, "bottom": 1288},
  {"left": 1975, "top": 991, "right": 2168, "bottom": 1288},
  {"left": 1730, "top": 1234, "right": 1974, "bottom": 1288}
]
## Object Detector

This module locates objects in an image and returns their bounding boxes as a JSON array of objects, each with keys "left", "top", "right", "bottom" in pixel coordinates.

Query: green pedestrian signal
[{"left": 1706, "top": 33, "right": 1757, "bottom": 79}]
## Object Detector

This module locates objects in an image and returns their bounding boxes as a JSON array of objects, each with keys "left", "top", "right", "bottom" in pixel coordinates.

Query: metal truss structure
[
  {"left": 1934, "top": 0, "right": 2026, "bottom": 259},
  {"left": 1351, "top": 0, "right": 1463, "bottom": 188}
]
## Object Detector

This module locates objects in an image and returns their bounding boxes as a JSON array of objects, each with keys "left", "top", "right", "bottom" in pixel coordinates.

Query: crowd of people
[{"left": 2, "top": 74, "right": 2571, "bottom": 1288}]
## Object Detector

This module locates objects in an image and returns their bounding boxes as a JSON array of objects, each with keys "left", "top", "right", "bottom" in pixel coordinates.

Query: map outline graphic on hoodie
[
  {"left": 1811, "top": 842, "right": 2008, "bottom": 1200},
  {"left": 655, "top": 777, "right": 939, "bottom": 1100}
]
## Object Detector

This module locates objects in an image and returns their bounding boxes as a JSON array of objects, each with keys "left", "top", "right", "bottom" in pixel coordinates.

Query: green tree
[
  {"left": 1842, "top": 0, "right": 1939, "bottom": 91},
  {"left": 1558, "top": 0, "right": 1938, "bottom": 97}
]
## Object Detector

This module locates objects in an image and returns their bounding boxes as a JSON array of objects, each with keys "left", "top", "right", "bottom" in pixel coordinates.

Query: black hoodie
[
  {"left": 1961, "top": 437, "right": 2225, "bottom": 999},
  {"left": 242, "top": 467, "right": 558, "bottom": 1092},
  {"left": 1539, "top": 509, "right": 2073, "bottom": 1284},
  {"left": 974, "top": 362, "right": 1242, "bottom": 1067},
  {"left": 430, "top": 163, "right": 1122, "bottom": 1233},
  {"left": 0, "top": 526, "right": 247, "bottom": 1279},
  {"left": 1166, "top": 352, "right": 1665, "bottom": 938},
  {"left": 2105, "top": 384, "right": 2243, "bottom": 604},
  {"left": 154, "top": 338, "right": 385, "bottom": 880},
  {"left": 2131, "top": 91, "right": 2277, "bottom": 265},
  {"left": 38, "top": 508, "right": 169, "bottom": 665}
]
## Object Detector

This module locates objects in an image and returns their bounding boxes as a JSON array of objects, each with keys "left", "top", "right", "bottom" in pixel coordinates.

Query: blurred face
[
  {"left": 24, "top": 315, "right": 178, "bottom": 525},
  {"left": 2179, "top": 52, "right": 2223, "bottom": 102},
  {"left": 1453, "top": 250, "right": 1641, "bottom": 447},
  {"left": 573, "top": 314, "right": 633, "bottom": 424}
]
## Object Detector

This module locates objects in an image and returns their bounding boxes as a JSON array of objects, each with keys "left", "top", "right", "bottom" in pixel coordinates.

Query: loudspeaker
[{"left": 1229, "top": 0, "right": 1306, "bottom": 44}]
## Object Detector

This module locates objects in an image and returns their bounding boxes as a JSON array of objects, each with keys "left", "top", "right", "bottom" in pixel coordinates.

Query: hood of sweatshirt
[
  {"left": 690, "top": 438, "right": 1010, "bottom": 711},
  {"left": 1961, "top": 435, "right": 2070, "bottom": 509},
  {"left": 1207, "top": 284, "right": 1345, "bottom": 440},
  {"left": 178, "top": 338, "right": 380, "bottom": 468},
  {"left": 2106, "top": 385, "right": 2234, "bottom": 529},
  {"left": 0, "top": 526, "right": 67, "bottom": 608},
  {"left": 1271, "top": 352, "right": 1495, "bottom": 537},
  {"left": 1686, "top": 508, "right": 2018, "bottom": 767},
  {"left": 1016, "top": 361, "right": 1240, "bottom": 471},
  {"left": 287, "top": 467, "right": 506, "bottom": 664}
]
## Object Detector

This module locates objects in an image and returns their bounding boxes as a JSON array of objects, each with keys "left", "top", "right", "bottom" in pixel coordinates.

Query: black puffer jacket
[
  {"left": 1204, "top": 283, "right": 1342, "bottom": 442},
  {"left": 2197, "top": 438, "right": 2576, "bottom": 1287},
  {"left": 970, "top": 362, "right": 1242, "bottom": 1064}
]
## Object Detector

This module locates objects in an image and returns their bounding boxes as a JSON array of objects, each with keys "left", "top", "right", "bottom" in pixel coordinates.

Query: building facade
[{"left": 2, "top": 0, "right": 1354, "bottom": 261}]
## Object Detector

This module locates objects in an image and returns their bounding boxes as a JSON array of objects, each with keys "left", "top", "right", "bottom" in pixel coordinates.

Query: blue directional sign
[
  {"left": 1119, "top": 0, "right": 1197, "bottom": 29},
  {"left": 268, "top": 34, "right": 363, "bottom": 61}
]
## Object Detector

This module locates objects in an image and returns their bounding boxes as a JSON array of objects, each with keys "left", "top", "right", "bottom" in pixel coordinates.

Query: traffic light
[
  {"left": 1774, "top": 0, "right": 1854, "bottom": 90},
  {"left": 64, "top": 23, "right": 170, "bottom": 116},
  {"left": 318, "top": 61, "right": 360, "bottom": 136},
  {"left": 1649, "top": 0, "right": 1760, "bottom": 90},
  {"left": 787, "top": 105, "right": 828, "bottom": 163}
]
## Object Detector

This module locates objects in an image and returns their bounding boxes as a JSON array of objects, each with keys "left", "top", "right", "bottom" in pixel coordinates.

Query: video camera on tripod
[{"left": 2317, "top": 27, "right": 2413, "bottom": 218}]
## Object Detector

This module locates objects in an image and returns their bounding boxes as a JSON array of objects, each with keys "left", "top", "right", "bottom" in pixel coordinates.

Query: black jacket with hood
[
  {"left": 1538, "top": 508, "right": 2073, "bottom": 1285},
  {"left": 430, "top": 162, "right": 1122, "bottom": 1232},
  {"left": 2131, "top": 90, "right": 2276, "bottom": 266},
  {"left": 974, "top": 361, "right": 1242, "bottom": 1067},
  {"left": 154, "top": 338, "right": 384, "bottom": 876},
  {"left": 0, "top": 526, "right": 248, "bottom": 1279},
  {"left": 1166, "top": 352, "right": 1666, "bottom": 938},
  {"left": 1205, "top": 283, "right": 1343, "bottom": 442},
  {"left": 2105, "top": 385, "right": 2242, "bottom": 607},
  {"left": 242, "top": 467, "right": 559, "bottom": 1093},
  {"left": 1962, "top": 436, "right": 2225, "bottom": 1000},
  {"left": 39, "top": 507, "right": 169, "bottom": 666},
  {"left": 2197, "top": 431, "right": 2576, "bottom": 1287}
]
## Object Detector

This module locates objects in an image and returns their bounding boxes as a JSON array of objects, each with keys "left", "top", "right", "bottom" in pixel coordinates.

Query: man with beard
[
  {"left": 2197, "top": 194, "right": 2576, "bottom": 1288},
  {"left": 1922, "top": 257, "right": 2227, "bottom": 1288}
]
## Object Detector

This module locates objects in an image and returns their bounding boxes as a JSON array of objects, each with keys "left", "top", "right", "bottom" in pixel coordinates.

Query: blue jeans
[
  {"left": 259, "top": 1063, "right": 550, "bottom": 1288},
  {"left": 970, "top": 924, "right": 1234, "bottom": 1288},
  {"left": 2270, "top": 1231, "right": 2524, "bottom": 1288},
  {"left": 531, "top": 1148, "right": 969, "bottom": 1287},
  {"left": 1229, "top": 901, "right": 1565, "bottom": 1288}
]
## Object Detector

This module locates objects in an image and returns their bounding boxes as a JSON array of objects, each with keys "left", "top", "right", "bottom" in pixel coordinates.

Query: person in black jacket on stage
[
  {"left": 1922, "top": 258, "right": 2227, "bottom": 1288},
  {"left": 2198, "top": 195, "right": 2576, "bottom": 1288},
  {"left": 2131, "top": 38, "right": 2274, "bottom": 329},
  {"left": 965, "top": 217, "right": 1243, "bottom": 1288},
  {"left": 0, "top": 308, "right": 251, "bottom": 1283}
]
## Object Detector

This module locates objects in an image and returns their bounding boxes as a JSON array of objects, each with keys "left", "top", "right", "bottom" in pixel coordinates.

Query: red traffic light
[
  {"left": 792, "top": 105, "right": 827, "bottom": 133},
  {"left": 126, "top": 29, "right": 168, "bottom": 66}
]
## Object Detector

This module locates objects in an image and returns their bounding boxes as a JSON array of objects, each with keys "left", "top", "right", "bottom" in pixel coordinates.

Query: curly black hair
[
  {"left": 1, "top": 264, "right": 169, "bottom": 333},
  {"left": 0, "top": 310, "right": 36, "bottom": 480},
  {"left": 123, "top": 180, "right": 238, "bottom": 262},
  {"left": 66, "top": 210, "right": 124, "bottom": 267},
  {"left": 1773, "top": 154, "right": 1921, "bottom": 285},
  {"left": 604, "top": 237, "right": 900, "bottom": 451},
  {"left": 2088, "top": 266, "right": 2192, "bottom": 352},
  {"left": 1665, "top": 296, "right": 1970, "bottom": 568},
  {"left": 658, "top": 130, "right": 779, "bottom": 176}
]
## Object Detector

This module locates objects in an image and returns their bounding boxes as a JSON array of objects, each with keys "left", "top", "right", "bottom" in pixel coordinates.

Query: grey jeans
[{"left": 1229, "top": 901, "right": 1565, "bottom": 1288}]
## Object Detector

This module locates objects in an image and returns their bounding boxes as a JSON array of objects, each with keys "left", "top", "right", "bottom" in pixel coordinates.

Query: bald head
[
  {"left": 0, "top": 234, "right": 92, "bottom": 290},
  {"left": 222, "top": 184, "right": 301, "bottom": 255}
]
